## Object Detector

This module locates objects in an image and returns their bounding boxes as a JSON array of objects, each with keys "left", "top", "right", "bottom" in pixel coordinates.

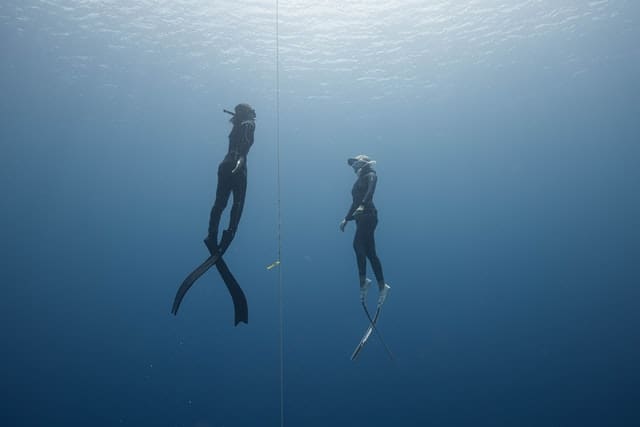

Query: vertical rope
[{"left": 275, "top": 1, "right": 283, "bottom": 426}]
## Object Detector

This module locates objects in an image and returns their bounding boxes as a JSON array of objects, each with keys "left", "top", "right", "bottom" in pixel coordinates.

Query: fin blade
[{"left": 172, "top": 254, "right": 220, "bottom": 315}]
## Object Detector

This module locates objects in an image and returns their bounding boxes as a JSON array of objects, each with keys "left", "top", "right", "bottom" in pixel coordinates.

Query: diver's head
[
  {"left": 234, "top": 103, "right": 256, "bottom": 121},
  {"left": 224, "top": 103, "right": 256, "bottom": 124},
  {"left": 347, "top": 154, "right": 376, "bottom": 175}
]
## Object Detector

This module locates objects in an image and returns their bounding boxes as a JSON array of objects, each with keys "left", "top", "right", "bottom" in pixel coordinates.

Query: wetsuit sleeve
[
  {"left": 238, "top": 121, "right": 255, "bottom": 157},
  {"left": 345, "top": 201, "right": 358, "bottom": 221},
  {"left": 360, "top": 172, "right": 377, "bottom": 205},
  {"left": 231, "top": 121, "right": 255, "bottom": 173}
]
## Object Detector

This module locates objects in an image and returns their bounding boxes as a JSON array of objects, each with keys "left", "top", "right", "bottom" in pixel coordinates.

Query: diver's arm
[
  {"left": 340, "top": 201, "right": 358, "bottom": 230},
  {"left": 340, "top": 200, "right": 364, "bottom": 230},
  {"left": 239, "top": 121, "right": 255, "bottom": 156},
  {"left": 361, "top": 172, "right": 377, "bottom": 205},
  {"left": 344, "top": 201, "right": 359, "bottom": 221},
  {"left": 231, "top": 121, "right": 254, "bottom": 174},
  {"left": 231, "top": 157, "right": 244, "bottom": 174}
]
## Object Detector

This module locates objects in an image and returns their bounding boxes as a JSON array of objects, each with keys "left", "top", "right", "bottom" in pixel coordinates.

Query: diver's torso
[
  {"left": 352, "top": 170, "right": 377, "bottom": 214},
  {"left": 222, "top": 120, "right": 255, "bottom": 167}
]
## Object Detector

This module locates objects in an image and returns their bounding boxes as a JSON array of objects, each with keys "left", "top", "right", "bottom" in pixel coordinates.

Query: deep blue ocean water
[{"left": 2, "top": 1, "right": 639, "bottom": 426}]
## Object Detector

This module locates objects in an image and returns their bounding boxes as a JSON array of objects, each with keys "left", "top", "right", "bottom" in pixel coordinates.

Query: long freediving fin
[
  {"left": 172, "top": 252, "right": 222, "bottom": 315},
  {"left": 351, "top": 304, "right": 381, "bottom": 360},
  {"left": 215, "top": 257, "right": 248, "bottom": 325},
  {"left": 219, "top": 229, "right": 235, "bottom": 254},
  {"left": 351, "top": 282, "right": 394, "bottom": 361},
  {"left": 362, "top": 302, "right": 394, "bottom": 360},
  {"left": 172, "top": 242, "right": 248, "bottom": 326}
]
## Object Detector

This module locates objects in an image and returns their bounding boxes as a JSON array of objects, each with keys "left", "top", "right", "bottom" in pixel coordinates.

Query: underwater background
[{"left": 2, "top": 1, "right": 639, "bottom": 426}]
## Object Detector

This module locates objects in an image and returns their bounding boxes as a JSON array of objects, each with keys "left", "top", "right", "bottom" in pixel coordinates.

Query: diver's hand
[
  {"left": 232, "top": 158, "right": 244, "bottom": 174},
  {"left": 353, "top": 205, "right": 365, "bottom": 216},
  {"left": 339, "top": 219, "right": 347, "bottom": 232}
]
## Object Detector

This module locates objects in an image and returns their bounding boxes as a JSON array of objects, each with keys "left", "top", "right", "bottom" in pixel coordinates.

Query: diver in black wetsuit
[
  {"left": 204, "top": 103, "right": 256, "bottom": 255},
  {"left": 340, "top": 154, "right": 391, "bottom": 306},
  {"left": 171, "top": 103, "right": 254, "bottom": 325}
]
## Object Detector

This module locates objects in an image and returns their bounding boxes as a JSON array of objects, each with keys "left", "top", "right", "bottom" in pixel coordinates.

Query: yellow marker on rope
[{"left": 266, "top": 260, "right": 281, "bottom": 270}]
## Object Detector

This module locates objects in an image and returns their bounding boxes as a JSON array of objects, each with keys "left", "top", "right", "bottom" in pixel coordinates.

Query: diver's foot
[
  {"left": 219, "top": 228, "right": 236, "bottom": 253},
  {"left": 203, "top": 235, "right": 219, "bottom": 256},
  {"left": 360, "top": 278, "right": 372, "bottom": 303},
  {"left": 377, "top": 283, "right": 391, "bottom": 308}
]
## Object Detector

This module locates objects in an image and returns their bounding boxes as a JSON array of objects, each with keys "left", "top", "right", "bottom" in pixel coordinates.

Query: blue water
[{"left": 2, "top": 1, "right": 639, "bottom": 426}]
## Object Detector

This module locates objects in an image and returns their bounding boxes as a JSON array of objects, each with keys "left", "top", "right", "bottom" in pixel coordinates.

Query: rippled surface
[{"left": 2, "top": 0, "right": 638, "bottom": 102}]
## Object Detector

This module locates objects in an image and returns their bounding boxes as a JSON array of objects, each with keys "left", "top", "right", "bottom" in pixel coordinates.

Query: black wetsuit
[
  {"left": 345, "top": 167, "right": 385, "bottom": 283},
  {"left": 208, "top": 118, "right": 255, "bottom": 248}
]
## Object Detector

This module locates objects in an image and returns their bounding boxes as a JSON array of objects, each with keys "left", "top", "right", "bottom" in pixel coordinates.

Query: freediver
[
  {"left": 205, "top": 103, "right": 256, "bottom": 255},
  {"left": 171, "top": 103, "right": 255, "bottom": 324},
  {"left": 339, "top": 154, "right": 391, "bottom": 307}
]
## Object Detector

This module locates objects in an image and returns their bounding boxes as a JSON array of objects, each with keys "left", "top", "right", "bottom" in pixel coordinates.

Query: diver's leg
[
  {"left": 364, "top": 215, "right": 385, "bottom": 290},
  {"left": 206, "top": 163, "right": 233, "bottom": 254},
  {"left": 228, "top": 171, "right": 247, "bottom": 233},
  {"left": 363, "top": 214, "right": 390, "bottom": 306},
  {"left": 353, "top": 220, "right": 369, "bottom": 294},
  {"left": 220, "top": 171, "right": 247, "bottom": 252}
]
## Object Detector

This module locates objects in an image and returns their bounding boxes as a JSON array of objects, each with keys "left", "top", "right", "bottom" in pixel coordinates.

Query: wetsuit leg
[
  {"left": 208, "top": 162, "right": 234, "bottom": 242},
  {"left": 353, "top": 217, "right": 369, "bottom": 279},
  {"left": 228, "top": 170, "right": 247, "bottom": 233},
  {"left": 357, "top": 214, "right": 385, "bottom": 283},
  {"left": 217, "top": 170, "right": 247, "bottom": 253}
]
